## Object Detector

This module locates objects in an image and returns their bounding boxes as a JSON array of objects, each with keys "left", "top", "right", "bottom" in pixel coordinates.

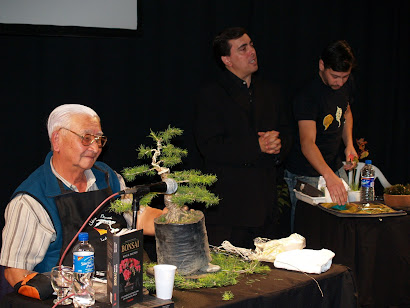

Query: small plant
[
  {"left": 353, "top": 138, "right": 370, "bottom": 163},
  {"left": 110, "top": 126, "right": 219, "bottom": 223},
  {"left": 222, "top": 291, "right": 234, "bottom": 301},
  {"left": 384, "top": 184, "right": 410, "bottom": 195},
  {"left": 277, "top": 181, "right": 291, "bottom": 214},
  {"left": 347, "top": 138, "right": 370, "bottom": 191}
]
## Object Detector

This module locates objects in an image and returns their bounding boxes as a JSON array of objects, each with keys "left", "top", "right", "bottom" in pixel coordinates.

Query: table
[
  {"left": 0, "top": 264, "right": 357, "bottom": 308},
  {"left": 295, "top": 201, "right": 410, "bottom": 308}
]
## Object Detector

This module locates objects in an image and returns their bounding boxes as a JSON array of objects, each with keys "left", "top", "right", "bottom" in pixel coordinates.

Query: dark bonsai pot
[{"left": 154, "top": 211, "right": 211, "bottom": 276}]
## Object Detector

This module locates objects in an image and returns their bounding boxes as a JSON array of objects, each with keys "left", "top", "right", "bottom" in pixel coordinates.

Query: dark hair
[
  {"left": 213, "top": 27, "right": 247, "bottom": 70},
  {"left": 321, "top": 40, "right": 356, "bottom": 72}
]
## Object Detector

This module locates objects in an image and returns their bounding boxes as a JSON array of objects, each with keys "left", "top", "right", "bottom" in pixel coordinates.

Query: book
[{"left": 107, "top": 228, "right": 144, "bottom": 307}]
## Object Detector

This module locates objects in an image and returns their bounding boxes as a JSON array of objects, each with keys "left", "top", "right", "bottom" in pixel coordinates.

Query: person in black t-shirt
[{"left": 285, "top": 40, "right": 358, "bottom": 232}]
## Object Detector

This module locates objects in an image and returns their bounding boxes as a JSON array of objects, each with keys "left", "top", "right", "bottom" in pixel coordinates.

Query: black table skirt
[
  {"left": 295, "top": 201, "right": 410, "bottom": 308},
  {"left": 0, "top": 264, "right": 357, "bottom": 308}
]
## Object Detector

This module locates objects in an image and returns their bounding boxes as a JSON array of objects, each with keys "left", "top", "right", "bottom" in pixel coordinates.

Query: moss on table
[{"left": 143, "top": 251, "right": 270, "bottom": 292}]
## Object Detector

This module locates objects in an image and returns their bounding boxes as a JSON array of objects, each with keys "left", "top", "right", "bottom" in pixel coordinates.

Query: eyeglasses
[{"left": 60, "top": 127, "right": 107, "bottom": 148}]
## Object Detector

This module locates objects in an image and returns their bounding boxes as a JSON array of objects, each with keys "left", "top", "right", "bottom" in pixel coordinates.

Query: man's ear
[
  {"left": 221, "top": 56, "right": 232, "bottom": 67},
  {"left": 51, "top": 130, "right": 60, "bottom": 152},
  {"left": 319, "top": 59, "right": 325, "bottom": 72}
]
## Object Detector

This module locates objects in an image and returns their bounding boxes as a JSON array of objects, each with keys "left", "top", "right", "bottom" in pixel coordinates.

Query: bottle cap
[
  {"left": 365, "top": 160, "right": 372, "bottom": 165},
  {"left": 78, "top": 232, "right": 89, "bottom": 241}
]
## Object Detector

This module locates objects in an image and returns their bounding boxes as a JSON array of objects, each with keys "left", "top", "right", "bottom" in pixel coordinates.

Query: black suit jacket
[{"left": 194, "top": 71, "right": 291, "bottom": 228}]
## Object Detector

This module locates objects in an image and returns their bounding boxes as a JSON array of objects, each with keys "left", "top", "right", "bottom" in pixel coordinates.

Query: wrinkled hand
[
  {"left": 325, "top": 173, "right": 348, "bottom": 205},
  {"left": 258, "top": 131, "right": 281, "bottom": 154}
]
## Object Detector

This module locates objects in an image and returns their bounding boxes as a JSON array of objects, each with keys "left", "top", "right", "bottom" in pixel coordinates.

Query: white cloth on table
[{"left": 274, "top": 248, "right": 335, "bottom": 274}]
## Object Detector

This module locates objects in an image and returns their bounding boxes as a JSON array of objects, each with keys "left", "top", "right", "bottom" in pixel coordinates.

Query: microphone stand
[{"left": 131, "top": 193, "right": 143, "bottom": 230}]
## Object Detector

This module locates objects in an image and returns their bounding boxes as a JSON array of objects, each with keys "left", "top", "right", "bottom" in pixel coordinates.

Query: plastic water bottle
[
  {"left": 72, "top": 232, "right": 95, "bottom": 307},
  {"left": 360, "top": 160, "right": 375, "bottom": 202}
]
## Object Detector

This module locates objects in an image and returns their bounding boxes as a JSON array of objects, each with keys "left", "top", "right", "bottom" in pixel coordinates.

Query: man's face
[
  {"left": 319, "top": 59, "right": 351, "bottom": 90},
  {"left": 222, "top": 34, "right": 258, "bottom": 81},
  {"left": 55, "top": 114, "right": 103, "bottom": 172}
]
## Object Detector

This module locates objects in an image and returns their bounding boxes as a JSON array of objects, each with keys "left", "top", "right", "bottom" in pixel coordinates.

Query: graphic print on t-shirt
[
  {"left": 336, "top": 106, "right": 342, "bottom": 127},
  {"left": 323, "top": 105, "right": 344, "bottom": 130},
  {"left": 323, "top": 114, "right": 334, "bottom": 130}
]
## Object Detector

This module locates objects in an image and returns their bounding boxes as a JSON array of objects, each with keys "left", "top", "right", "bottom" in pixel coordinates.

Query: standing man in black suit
[{"left": 194, "top": 27, "right": 291, "bottom": 249}]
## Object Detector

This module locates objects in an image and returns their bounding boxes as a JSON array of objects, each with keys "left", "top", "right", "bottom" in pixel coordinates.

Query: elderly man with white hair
[{"left": 0, "top": 104, "right": 165, "bottom": 297}]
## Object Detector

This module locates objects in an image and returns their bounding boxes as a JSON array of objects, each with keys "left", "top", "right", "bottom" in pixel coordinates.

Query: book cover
[{"left": 107, "top": 228, "right": 144, "bottom": 307}]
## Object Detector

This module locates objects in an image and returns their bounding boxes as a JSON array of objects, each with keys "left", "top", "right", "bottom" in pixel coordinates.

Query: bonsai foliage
[
  {"left": 110, "top": 126, "right": 219, "bottom": 223},
  {"left": 384, "top": 184, "right": 410, "bottom": 195}
]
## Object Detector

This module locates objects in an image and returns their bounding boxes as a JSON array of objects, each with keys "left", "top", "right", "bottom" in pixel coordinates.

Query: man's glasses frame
[{"left": 59, "top": 127, "right": 107, "bottom": 148}]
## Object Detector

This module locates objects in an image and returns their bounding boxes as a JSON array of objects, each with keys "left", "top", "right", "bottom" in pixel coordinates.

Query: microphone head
[{"left": 163, "top": 178, "right": 178, "bottom": 194}]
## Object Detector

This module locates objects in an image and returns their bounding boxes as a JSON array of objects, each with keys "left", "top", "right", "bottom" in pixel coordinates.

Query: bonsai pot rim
[{"left": 383, "top": 193, "right": 410, "bottom": 211}]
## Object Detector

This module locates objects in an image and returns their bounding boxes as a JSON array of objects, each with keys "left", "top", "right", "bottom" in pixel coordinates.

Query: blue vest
[{"left": 12, "top": 151, "right": 121, "bottom": 273}]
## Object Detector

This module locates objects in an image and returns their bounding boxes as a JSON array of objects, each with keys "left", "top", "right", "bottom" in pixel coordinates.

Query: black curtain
[{"left": 1, "top": 1, "right": 409, "bottom": 241}]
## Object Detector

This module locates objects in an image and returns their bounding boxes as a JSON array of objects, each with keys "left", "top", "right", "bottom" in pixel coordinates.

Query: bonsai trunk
[{"left": 163, "top": 194, "right": 183, "bottom": 222}]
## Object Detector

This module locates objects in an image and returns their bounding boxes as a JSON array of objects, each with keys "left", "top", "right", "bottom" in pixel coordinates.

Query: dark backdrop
[{"left": 1, "top": 1, "right": 409, "bottom": 237}]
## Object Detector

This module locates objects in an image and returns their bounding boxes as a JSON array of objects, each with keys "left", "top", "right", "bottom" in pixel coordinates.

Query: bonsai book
[{"left": 107, "top": 228, "right": 144, "bottom": 307}]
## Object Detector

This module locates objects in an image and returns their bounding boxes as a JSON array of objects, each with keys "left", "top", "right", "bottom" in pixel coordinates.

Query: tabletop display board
[{"left": 318, "top": 201, "right": 407, "bottom": 218}]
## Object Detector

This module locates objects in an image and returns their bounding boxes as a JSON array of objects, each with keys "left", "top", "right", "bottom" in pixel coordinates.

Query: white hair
[{"left": 47, "top": 104, "right": 100, "bottom": 140}]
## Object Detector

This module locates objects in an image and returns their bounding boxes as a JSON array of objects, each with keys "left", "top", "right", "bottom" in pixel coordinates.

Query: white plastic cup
[{"left": 153, "top": 264, "right": 177, "bottom": 300}]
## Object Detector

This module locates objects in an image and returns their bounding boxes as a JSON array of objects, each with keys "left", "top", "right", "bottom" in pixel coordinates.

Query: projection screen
[{"left": 0, "top": 0, "right": 139, "bottom": 37}]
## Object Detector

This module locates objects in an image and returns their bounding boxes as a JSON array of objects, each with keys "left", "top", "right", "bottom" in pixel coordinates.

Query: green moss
[
  {"left": 384, "top": 184, "right": 410, "bottom": 195},
  {"left": 143, "top": 251, "right": 270, "bottom": 292},
  {"left": 222, "top": 291, "right": 234, "bottom": 300}
]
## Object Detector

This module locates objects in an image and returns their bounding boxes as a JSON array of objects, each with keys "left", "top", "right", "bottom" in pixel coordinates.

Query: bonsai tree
[
  {"left": 110, "top": 126, "right": 220, "bottom": 275},
  {"left": 110, "top": 126, "right": 219, "bottom": 223}
]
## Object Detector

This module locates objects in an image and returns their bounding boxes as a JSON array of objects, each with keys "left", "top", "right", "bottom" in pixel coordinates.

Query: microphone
[{"left": 120, "top": 178, "right": 178, "bottom": 195}]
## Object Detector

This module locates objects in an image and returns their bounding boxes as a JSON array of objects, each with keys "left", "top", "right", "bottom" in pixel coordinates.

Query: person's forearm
[
  {"left": 342, "top": 105, "right": 354, "bottom": 148},
  {"left": 4, "top": 267, "right": 33, "bottom": 287},
  {"left": 298, "top": 119, "right": 347, "bottom": 204},
  {"left": 342, "top": 106, "right": 358, "bottom": 167},
  {"left": 137, "top": 207, "right": 165, "bottom": 236},
  {"left": 301, "top": 140, "right": 334, "bottom": 179},
  {"left": 301, "top": 141, "right": 347, "bottom": 204}
]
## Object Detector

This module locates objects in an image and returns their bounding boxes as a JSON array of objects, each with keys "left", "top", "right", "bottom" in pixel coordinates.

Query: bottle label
[
  {"left": 73, "top": 251, "right": 94, "bottom": 273},
  {"left": 361, "top": 177, "right": 375, "bottom": 188}
]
